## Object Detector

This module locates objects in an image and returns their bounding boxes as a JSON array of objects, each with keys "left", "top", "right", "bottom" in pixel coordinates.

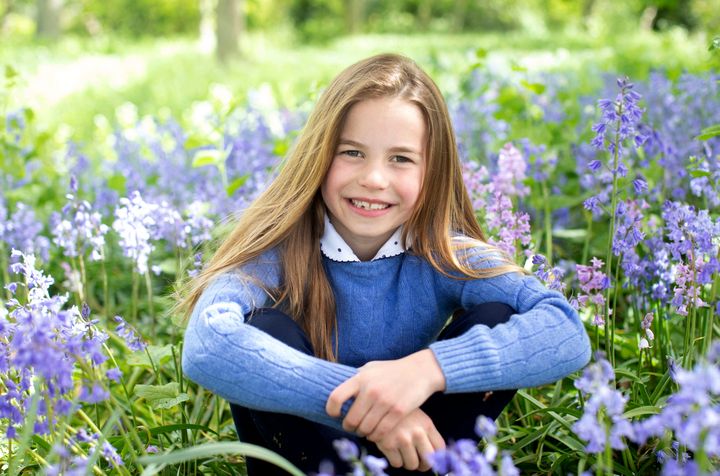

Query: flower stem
[
  {"left": 582, "top": 211, "right": 593, "bottom": 268},
  {"left": 610, "top": 256, "right": 622, "bottom": 368},
  {"left": 0, "top": 242, "right": 11, "bottom": 300},
  {"left": 144, "top": 270, "right": 155, "bottom": 339},
  {"left": 703, "top": 250, "right": 719, "bottom": 356},
  {"left": 131, "top": 270, "right": 139, "bottom": 321},
  {"left": 101, "top": 255, "right": 110, "bottom": 320},
  {"left": 541, "top": 179, "right": 553, "bottom": 263},
  {"left": 605, "top": 122, "right": 622, "bottom": 365}
]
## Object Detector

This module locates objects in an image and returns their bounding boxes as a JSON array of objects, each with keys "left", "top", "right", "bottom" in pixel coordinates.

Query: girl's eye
[
  {"left": 340, "top": 150, "right": 362, "bottom": 157},
  {"left": 391, "top": 155, "right": 413, "bottom": 163}
]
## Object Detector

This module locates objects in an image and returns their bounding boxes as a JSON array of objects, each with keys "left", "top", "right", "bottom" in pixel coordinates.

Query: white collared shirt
[{"left": 320, "top": 214, "right": 407, "bottom": 262}]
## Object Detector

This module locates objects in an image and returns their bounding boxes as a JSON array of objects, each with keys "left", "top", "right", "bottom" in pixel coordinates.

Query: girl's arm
[
  {"left": 181, "top": 265, "right": 357, "bottom": 430},
  {"left": 429, "top": 252, "right": 591, "bottom": 394}
]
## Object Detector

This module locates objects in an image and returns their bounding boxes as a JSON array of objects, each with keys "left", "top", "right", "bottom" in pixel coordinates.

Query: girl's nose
[{"left": 358, "top": 162, "right": 389, "bottom": 189}]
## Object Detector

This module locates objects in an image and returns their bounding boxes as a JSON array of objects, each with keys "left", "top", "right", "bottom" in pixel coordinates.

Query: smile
[{"left": 350, "top": 199, "right": 391, "bottom": 210}]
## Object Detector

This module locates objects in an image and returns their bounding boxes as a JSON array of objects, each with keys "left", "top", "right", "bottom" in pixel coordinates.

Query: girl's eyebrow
[{"left": 337, "top": 138, "right": 421, "bottom": 155}]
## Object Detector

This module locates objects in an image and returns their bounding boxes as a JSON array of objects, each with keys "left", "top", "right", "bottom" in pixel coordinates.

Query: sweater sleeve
[
  {"left": 429, "top": 247, "right": 591, "bottom": 393},
  {"left": 181, "top": 251, "right": 357, "bottom": 430}
]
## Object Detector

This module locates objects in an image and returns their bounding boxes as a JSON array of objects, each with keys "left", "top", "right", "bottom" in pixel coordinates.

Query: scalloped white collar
[{"left": 320, "top": 214, "right": 407, "bottom": 262}]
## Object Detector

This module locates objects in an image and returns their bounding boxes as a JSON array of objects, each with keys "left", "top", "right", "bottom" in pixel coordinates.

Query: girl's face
[{"left": 321, "top": 97, "right": 426, "bottom": 261}]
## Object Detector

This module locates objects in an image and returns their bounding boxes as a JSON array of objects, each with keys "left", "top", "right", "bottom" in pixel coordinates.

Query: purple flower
[
  {"left": 112, "top": 191, "right": 159, "bottom": 274},
  {"left": 113, "top": 315, "right": 146, "bottom": 352},
  {"left": 106, "top": 367, "right": 122, "bottom": 382},
  {"left": 50, "top": 184, "right": 108, "bottom": 261},
  {"left": 361, "top": 455, "right": 388, "bottom": 476},
  {"left": 79, "top": 382, "right": 110, "bottom": 403},
  {"left": 573, "top": 355, "right": 633, "bottom": 453},
  {"left": 101, "top": 440, "right": 123, "bottom": 467},
  {"left": 591, "top": 77, "right": 645, "bottom": 157},
  {"left": 632, "top": 178, "right": 648, "bottom": 194},
  {"left": 332, "top": 438, "right": 359, "bottom": 462},
  {"left": 572, "top": 258, "right": 610, "bottom": 325},
  {"left": 491, "top": 143, "right": 530, "bottom": 198},
  {"left": 475, "top": 415, "right": 497, "bottom": 439},
  {"left": 1, "top": 202, "right": 50, "bottom": 262},
  {"left": 485, "top": 192, "right": 533, "bottom": 259}
]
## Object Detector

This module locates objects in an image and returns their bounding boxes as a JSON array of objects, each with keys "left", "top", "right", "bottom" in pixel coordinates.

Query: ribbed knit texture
[{"left": 182, "top": 247, "right": 591, "bottom": 430}]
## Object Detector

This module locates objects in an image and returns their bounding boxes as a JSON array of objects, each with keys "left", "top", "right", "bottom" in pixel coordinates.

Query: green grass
[{"left": 1, "top": 28, "right": 714, "bottom": 143}]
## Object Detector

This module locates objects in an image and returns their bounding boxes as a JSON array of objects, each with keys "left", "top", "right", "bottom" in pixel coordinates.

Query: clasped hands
[{"left": 325, "top": 349, "right": 447, "bottom": 471}]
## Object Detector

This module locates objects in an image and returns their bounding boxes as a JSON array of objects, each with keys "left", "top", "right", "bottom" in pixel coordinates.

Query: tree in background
[
  {"left": 216, "top": 0, "right": 244, "bottom": 63},
  {"left": 35, "top": 0, "right": 61, "bottom": 39}
]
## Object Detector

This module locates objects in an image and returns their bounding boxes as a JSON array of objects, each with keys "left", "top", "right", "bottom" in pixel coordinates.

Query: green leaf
[
  {"left": 192, "top": 149, "right": 224, "bottom": 168},
  {"left": 710, "top": 36, "right": 720, "bottom": 51},
  {"left": 107, "top": 174, "right": 127, "bottom": 195},
  {"left": 138, "top": 442, "right": 305, "bottom": 476},
  {"left": 689, "top": 170, "right": 711, "bottom": 178},
  {"left": 148, "top": 423, "right": 219, "bottom": 437},
  {"left": 475, "top": 47, "right": 488, "bottom": 59},
  {"left": 22, "top": 107, "right": 35, "bottom": 124},
  {"left": 184, "top": 134, "right": 210, "bottom": 150},
  {"left": 696, "top": 124, "right": 720, "bottom": 141},
  {"left": 547, "top": 193, "right": 589, "bottom": 210},
  {"left": 5, "top": 64, "right": 19, "bottom": 80},
  {"left": 127, "top": 344, "right": 174, "bottom": 369},
  {"left": 623, "top": 405, "right": 661, "bottom": 419},
  {"left": 156, "top": 258, "right": 177, "bottom": 275},
  {"left": 520, "top": 80, "right": 546, "bottom": 95},
  {"left": 226, "top": 174, "right": 249, "bottom": 196},
  {"left": 552, "top": 228, "right": 587, "bottom": 240},
  {"left": 135, "top": 382, "right": 190, "bottom": 409}
]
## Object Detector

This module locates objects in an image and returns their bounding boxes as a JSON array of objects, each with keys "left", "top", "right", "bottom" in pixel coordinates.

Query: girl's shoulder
[{"left": 209, "top": 247, "right": 282, "bottom": 291}]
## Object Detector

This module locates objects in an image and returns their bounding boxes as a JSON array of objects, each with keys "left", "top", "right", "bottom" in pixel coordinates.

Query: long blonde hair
[{"left": 177, "top": 53, "right": 524, "bottom": 361}]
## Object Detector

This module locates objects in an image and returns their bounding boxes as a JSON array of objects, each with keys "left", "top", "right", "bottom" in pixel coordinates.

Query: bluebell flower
[
  {"left": 475, "top": 415, "right": 497, "bottom": 439},
  {"left": 113, "top": 315, "right": 147, "bottom": 352},
  {"left": 573, "top": 355, "right": 633, "bottom": 453},
  {"left": 100, "top": 440, "right": 124, "bottom": 467},
  {"left": 332, "top": 438, "right": 359, "bottom": 462},
  {"left": 112, "top": 191, "right": 158, "bottom": 274},
  {"left": 361, "top": 455, "right": 388, "bottom": 476},
  {"left": 1, "top": 202, "right": 50, "bottom": 262}
]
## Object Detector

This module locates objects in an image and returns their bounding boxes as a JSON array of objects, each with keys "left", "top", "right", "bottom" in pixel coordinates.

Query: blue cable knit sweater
[{"left": 182, "top": 243, "right": 591, "bottom": 431}]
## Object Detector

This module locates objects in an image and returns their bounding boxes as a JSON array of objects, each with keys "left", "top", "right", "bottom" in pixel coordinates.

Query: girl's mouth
[{"left": 350, "top": 198, "right": 391, "bottom": 211}]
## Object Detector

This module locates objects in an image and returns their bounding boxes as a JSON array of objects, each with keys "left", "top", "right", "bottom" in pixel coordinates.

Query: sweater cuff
[{"left": 429, "top": 325, "right": 503, "bottom": 393}]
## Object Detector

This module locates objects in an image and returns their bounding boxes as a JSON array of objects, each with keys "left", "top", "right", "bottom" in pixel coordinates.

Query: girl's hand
[
  {"left": 325, "top": 349, "right": 446, "bottom": 440},
  {"left": 374, "top": 408, "right": 445, "bottom": 471}
]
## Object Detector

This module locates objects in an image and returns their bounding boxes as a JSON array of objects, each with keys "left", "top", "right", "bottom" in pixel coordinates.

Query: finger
[
  {"left": 326, "top": 378, "right": 359, "bottom": 417},
  {"left": 428, "top": 425, "right": 446, "bottom": 451},
  {"left": 342, "top": 392, "right": 374, "bottom": 433},
  {"left": 367, "top": 410, "right": 402, "bottom": 442},
  {"left": 356, "top": 405, "right": 388, "bottom": 437},
  {"left": 380, "top": 447, "right": 403, "bottom": 468},
  {"left": 416, "top": 435, "right": 435, "bottom": 471},
  {"left": 399, "top": 441, "right": 419, "bottom": 471}
]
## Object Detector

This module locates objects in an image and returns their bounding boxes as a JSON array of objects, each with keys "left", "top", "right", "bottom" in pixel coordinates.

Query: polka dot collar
[{"left": 320, "top": 215, "right": 407, "bottom": 262}]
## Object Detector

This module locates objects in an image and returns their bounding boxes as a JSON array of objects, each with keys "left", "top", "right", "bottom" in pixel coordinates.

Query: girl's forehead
[{"left": 340, "top": 98, "right": 427, "bottom": 150}]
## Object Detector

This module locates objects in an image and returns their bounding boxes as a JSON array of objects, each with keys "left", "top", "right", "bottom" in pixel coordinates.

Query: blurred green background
[{"left": 1, "top": 0, "right": 718, "bottom": 143}]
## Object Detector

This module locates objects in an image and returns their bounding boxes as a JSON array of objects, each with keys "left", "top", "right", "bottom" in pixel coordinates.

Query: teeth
[{"left": 351, "top": 199, "right": 389, "bottom": 210}]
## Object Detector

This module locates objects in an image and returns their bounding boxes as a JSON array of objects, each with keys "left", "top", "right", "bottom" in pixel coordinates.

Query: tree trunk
[
  {"left": 451, "top": 0, "right": 468, "bottom": 31},
  {"left": 418, "top": 0, "right": 432, "bottom": 30},
  {"left": 216, "top": 0, "right": 243, "bottom": 63},
  {"left": 36, "top": 0, "right": 62, "bottom": 40},
  {"left": 344, "top": 0, "right": 365, "bottom": 35}
]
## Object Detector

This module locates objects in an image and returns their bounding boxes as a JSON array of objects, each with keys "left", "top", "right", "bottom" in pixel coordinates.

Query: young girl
[{"left": 180, "top": 53, "right": 591, "bottom": 475}]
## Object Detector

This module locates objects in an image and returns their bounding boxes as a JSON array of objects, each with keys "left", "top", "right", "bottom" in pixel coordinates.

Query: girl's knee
[
  {"left": 463, "top": 302, "right": 515, "bottom": 328},
  {"left": 439, "top": 302, "right": 516, "bottom": 340}
]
